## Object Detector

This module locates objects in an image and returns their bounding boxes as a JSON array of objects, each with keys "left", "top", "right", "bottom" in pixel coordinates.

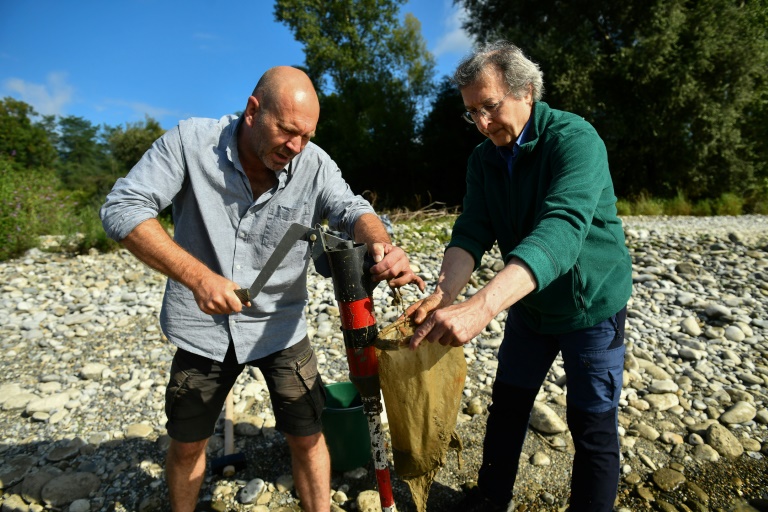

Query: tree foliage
[
  {"left": 106, "top": 115, "right": 165, "bottom": 175},
  {"left": 0, "top": 97, "right": 58, "bottom": 170},
  {"left": 275, "top": 0, "right": 436, "bottom": 205},
  {"left": 458, "top": 0, "right": 768, "bottom": 202},
  {"left": 418, "top": 77, "right": 487, "bottom": 207}
]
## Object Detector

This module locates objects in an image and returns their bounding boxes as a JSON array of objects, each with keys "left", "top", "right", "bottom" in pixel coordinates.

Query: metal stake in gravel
[
  {"left": 235, "top": 223, "right": 397, "bottom": 511},
  {"left": 323, "top": 236, "right": 397, "bottom": 512}
]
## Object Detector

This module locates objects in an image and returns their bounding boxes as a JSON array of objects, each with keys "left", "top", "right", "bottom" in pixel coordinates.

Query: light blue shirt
[{"left": 101, "top": 115, "right": 375, "bottom": 362}]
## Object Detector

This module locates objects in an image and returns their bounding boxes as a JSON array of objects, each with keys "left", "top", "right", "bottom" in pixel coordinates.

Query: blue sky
[{"left": 0, "top": 0, "right": 474, "bottom": 130}]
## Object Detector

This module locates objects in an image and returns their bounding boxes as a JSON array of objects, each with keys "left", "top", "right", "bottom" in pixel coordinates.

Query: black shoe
[{"left": 450, "top": 484, "right": 511, "bottom": 512}]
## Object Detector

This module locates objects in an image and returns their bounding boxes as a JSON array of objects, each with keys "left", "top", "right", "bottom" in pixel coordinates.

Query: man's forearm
[
  {"left": 120, "top": 218, "right": 211, "bottom": 290},
  {"left": 472, "top": 256, "right": 537, "bottom": 318},
  {"left": 352, "top": 213, "right": 391, "bottom": 248},
  {"left": 432, "top": 246, "right": 476, "bottom": 307}
]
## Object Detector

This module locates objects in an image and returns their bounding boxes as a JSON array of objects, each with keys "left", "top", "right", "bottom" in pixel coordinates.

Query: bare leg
[
  {"left": 166, "top": 438, "right": 208, "bottom": 512},
  {"left": 284, "top": 432, "right": 331, "bottom": 512}
]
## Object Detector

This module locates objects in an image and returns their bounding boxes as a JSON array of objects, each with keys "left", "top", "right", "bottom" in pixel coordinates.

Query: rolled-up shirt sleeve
[
  {"left": 100, "top": 127, "right": 186, "bottom": 241},
  {"left": 313, "top": 152, "right": 375, "bottom": 238}
]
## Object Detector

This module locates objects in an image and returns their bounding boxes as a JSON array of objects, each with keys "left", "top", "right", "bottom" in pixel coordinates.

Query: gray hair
[{"left": 453, "top": 41, "right": 544, "bottom": 101}]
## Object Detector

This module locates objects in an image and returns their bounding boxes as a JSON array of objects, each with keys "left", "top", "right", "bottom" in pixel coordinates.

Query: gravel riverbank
[{"left": 1, "top": 215, "right": 767, "bottom": 512}]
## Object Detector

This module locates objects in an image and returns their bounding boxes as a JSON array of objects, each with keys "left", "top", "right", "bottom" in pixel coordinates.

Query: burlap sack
[{"left": 377, "top": 319, "right": 466, "bottom": 512}]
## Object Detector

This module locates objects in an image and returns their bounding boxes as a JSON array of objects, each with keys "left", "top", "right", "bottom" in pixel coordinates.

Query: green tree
[
  {"left": 275, "top": 0, "right": 436, "bottom": 205},
  {"left": 459, "top": 0, "right": 768, "bottom": 203},
  {"left": 418, "top": 77, "right": 487, "bottom": 206},
  {"left": 0, "top": 98, "right": 58, "bottom": 170},
  {"left": 56, "top": 115, "right": 113, "bottom": 197},
  {"left": 106, "top": 115, "right": 165, "bottom": 175}
]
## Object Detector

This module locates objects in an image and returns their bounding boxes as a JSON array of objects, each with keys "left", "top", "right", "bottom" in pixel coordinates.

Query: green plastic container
[{"left": 322, "top": 382, "right": 372, "bottom": 471}]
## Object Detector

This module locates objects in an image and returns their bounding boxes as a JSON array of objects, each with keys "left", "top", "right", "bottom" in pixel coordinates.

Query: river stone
[
  {"left": 530, "top": 452, "right": 551, "bottom": 466},
  {"left": 21, "top": 466, "right": 64, "bottom": 504},
  {"left": 79, "top": 363, "right": 108, "bottom": 380},
  {"left": 356, "top": 490, "right": 382, "bottom": 512},
  {"left": 238, "top": 478, "right": 266, "bottom": 504},
  {"left": 26, "top": 393, "right": 70, "bottom": 414},
  {"left": 645, "top": 393, "right": 679, "bottom": 411},
  {"left": 724, "top": 325, "right": 746, "bottom": 342},
  {"left": 632, "top": 422, "right": 660, "bottom": 441},
  {"left": 0, "top": 454, "right": 38, "bottom": 489},
  {"left": 41, "top": 472, "right": 100, "bottom": 507},
  {"left": 69, "top": 498, "right": 91, "bottom": 512},
  {"left": 706, "top": 423, "right": 744, "bottom": 459},
  {"left": 652, "top": 467, "right": 686, "bottom": 492},
  {"left": 0, "top": 383, "right": 22, "bottom": 405},
  {"left": 704, "top": 304, "right": 731, "bottom": 318},
  {"left": 686, "top": 480, "right": 710, "bottom": 506},
  {"left": 681, "top": 316, "right": 702, "bottom": 336},
  {"left": 693, "top": 443, "right": 721, "bottom": 462},
  {"left": 3, "top": 392, "right": 39, "bottom": 411},
  {"left": 720, "top": 401, "right": 757, "bottom": 425},
  {"left": 46, "top": 439, "right": 85, "bottom": 462},
  {"left": 125, "top": 423, "right": 154, "bottom": 439},
  {"left": 529, "top": 402, "right": 567, "bottom": 434},
  {"left": 0, "top": 494, "right": 29, "bottom": 512},
  {"left": 648, "top": 379, "right": 679, "bottom": 393}
]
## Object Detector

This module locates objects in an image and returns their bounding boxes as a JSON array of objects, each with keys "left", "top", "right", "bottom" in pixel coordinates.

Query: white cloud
[
  {"left": 104, "top": 99, "right": 180, "bottom": 123},
  {"left": 3, "top": 72, "right": 74, "bottom": 116},
  {"left": 432, "top": 4, "right": 474, "bottom": 57}
]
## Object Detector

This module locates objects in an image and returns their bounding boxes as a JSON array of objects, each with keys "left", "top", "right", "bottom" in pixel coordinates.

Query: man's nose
[
  {"left": 285, "top": 135, "right": 303, "bottom": 154},
  {"left": 476, "top": 115, "right": 492, "bottom": 130}
]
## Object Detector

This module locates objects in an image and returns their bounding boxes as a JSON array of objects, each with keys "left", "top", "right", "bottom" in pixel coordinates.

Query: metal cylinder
[{"left": 325, "top": 240, "right": 397, "bottom": 511}]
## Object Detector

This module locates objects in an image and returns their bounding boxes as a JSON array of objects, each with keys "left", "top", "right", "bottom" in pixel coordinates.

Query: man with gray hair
[{"left": 408, "top": 41, "right": 632, "bottom": 511}]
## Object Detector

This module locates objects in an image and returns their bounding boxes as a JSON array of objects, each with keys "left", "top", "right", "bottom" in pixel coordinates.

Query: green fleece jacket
[{"left": 448, "top": 102, "right": 633, "bottom": 333}]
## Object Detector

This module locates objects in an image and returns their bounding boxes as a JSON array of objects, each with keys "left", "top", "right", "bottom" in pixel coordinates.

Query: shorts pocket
[
  {"left": 294, "top": 348, "right": 325, "bottom": 419},
  {"left": 165, "top": 368, "right": 191, "bottom": 423}
]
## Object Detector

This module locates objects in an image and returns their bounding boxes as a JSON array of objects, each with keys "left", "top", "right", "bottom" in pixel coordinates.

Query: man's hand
[
  {"left": 192, "top": 273, "right": 251, "bottom": 315},
  {"left": 369, "top": 242, "right": 426, "bottom": 291},
  {"left": 409, "top": 298, "right": 492, "bottom": 350}
]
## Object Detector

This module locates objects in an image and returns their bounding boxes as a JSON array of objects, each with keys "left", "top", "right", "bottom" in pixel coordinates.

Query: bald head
[
  {"left": 239, "top": 67, "right": 320, "bottom": 174},
  {"left": 251, "top": 66, "right": 319, "bottom": 117}
]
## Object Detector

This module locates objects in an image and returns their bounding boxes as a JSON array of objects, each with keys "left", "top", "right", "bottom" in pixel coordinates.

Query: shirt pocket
[{"left": 262, "top": 203, "right": 311, "bottom": 268}]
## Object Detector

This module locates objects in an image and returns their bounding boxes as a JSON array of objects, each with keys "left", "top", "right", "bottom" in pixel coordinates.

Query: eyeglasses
[{"left": 461, "top": 88, "right": 513, "bottom": 124}]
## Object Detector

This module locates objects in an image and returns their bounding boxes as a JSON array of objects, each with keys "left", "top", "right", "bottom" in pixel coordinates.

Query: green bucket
[{"left": 322, "top": 381, "right": 372, "bottom": 471}]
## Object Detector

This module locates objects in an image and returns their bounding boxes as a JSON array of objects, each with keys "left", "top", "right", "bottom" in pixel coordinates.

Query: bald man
[{"left": 101, "top": 66, "right": 424, "bottom": 511}]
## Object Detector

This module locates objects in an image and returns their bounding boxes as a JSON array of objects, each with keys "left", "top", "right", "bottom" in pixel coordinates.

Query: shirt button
[
  {"left": 240, "top": 232, "right": 247, "bottom": 239},
  {"left": 236, "top": 265, "right": 241, "bottom": 269}
]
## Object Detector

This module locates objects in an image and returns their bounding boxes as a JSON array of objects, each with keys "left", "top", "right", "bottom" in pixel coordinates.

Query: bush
[
  {"left": 633, "top": 193, "right": 665, "bottom": 215},
  {"left": 62, "top": 200, "right": 118, "bottom": 254},
  {"left": 615, "top": 199, "right": 632, "bottom": 216},
  {"left": 714, "top": 193, "right": 743, "bottom": 216},
  {"left": 0, "top": 160, "right": 80, "bottom": 260},
  {"left": 0, "top": 159, "right": 117, "bottom": 261},
  {"left": 665, "top": 191, "right": 693, "bottom": 216},
  {"left": 691, "top": 199, "right": 714, "bottom": 216}
]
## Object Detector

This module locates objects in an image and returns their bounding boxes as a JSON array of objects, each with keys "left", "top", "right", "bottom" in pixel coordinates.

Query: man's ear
[{"left": 244, "top": 96, "right": 260, "bottom": 125}]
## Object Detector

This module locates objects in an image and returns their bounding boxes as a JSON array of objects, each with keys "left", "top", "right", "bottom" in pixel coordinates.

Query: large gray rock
[{"left": 41, "top": 472, "right": 100, "bottom": 507}]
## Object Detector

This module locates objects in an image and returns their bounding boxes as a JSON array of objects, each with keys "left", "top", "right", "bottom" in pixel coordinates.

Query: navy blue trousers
[{"left": 477, "top": 306, "right": 626, "bottom": 511}]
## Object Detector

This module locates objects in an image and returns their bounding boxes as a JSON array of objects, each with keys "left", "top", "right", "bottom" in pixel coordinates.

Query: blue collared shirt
[
  {"left": 101, "top": 115, "right": 375, "bottom": 362},
  {"left": 497, "top": 120, "right": 532, "bottom": 177}
]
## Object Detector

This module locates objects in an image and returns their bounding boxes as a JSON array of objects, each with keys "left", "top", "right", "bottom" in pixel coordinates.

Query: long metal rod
[{"left": 326, "top": 241, "right": 397, "bottom": 512}]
